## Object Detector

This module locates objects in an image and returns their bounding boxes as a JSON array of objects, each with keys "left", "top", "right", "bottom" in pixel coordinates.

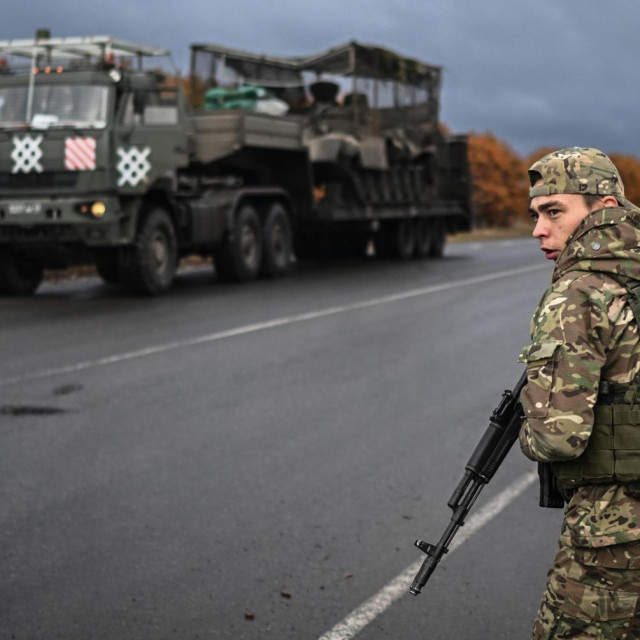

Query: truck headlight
[
  {"left": 77, "top": 201, "right": 107, "bottom": 218},
  {"left": 90, "top": 202, "right": 106, "bottom": 218}
]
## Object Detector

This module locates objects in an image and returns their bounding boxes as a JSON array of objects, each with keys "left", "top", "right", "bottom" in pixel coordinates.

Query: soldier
[{"left": 520, "top": 147, "right": 640, "bottom": 638}]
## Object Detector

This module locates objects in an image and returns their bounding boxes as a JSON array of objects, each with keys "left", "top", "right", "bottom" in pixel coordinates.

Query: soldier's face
[{"left": 529, "top": 193, "right": 594, "bottom": 261}]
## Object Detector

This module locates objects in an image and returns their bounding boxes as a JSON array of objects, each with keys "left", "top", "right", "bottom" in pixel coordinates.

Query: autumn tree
[
  {"left": 467, "top": 133, "right": 528, "bottom": 227},
  {"left": 608, "top": 154, "right": 640, "bottom": 206}
]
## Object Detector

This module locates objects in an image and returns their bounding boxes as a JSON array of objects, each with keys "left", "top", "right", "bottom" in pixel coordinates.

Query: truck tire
[
  {"left": 377, "top": 219, "right": 415, "bottom": 260},
  {"left": 414, "top": 218, "right": 432, "bottom": 258},
  {"left": 0, "top": 250, "right": 44, "bottom": 295},
  {"left": 120, "top": 207, "right": 178, "bottom": 295},
  {"left": 214, "top": 204, "right": 263, "bottom": 282},
  {"left": 430, "top": 219, "right": 446, "bottom": 257},
  {"left": 261, "top": 203, "right": 292, "bottom": 277}
]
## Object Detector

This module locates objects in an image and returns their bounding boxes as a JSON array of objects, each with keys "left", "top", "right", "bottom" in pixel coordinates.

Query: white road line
[
  {"left": 0, "top": 263, "right": 547, "bottom": 388},
  {"left": 317, "top": 472, "right": 537, "bottom": 640}
]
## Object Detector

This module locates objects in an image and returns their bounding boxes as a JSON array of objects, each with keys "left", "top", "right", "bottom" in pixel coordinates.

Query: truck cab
[{"left": 0, "top": 36, "right": 191, "bottom": 293}]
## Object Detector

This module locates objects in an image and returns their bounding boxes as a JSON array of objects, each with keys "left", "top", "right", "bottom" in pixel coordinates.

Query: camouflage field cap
[{"left": 528, "top": 147, "right": 625, "bottom": 199}]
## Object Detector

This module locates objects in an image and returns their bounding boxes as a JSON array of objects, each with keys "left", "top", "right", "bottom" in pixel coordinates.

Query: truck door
[{"left": 113, "top": 86, "right": 190, "bottom": 193}]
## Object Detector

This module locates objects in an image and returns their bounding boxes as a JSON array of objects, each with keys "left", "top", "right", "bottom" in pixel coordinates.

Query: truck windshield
[{"left": 0, "top": 84, "right": 109, "bottom": 129}]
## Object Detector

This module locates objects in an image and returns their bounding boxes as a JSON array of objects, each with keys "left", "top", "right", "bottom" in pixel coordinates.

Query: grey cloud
[{"left": 4, "top": 0, "right": 640, "bottom": 156}]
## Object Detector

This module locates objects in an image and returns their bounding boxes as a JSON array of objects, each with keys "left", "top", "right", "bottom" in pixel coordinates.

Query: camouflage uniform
[{"left": 519, "top": 148, "right": 640, "bottom": 638}]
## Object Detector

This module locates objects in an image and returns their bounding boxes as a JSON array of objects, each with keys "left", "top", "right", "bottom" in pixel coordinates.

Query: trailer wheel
[
  {"left": 261, "top": 203, "right": 292, "bottom": 277},
  {"left": 121, "top": 207, "right": 178, "bottom": 295},
  {"left": 0, "top": 250, "right": 44, "bottom": 295},
  {"left": 430, "top": 219, "right": 447, "bottom": 257},
  {"left": 377, "top": 219, "right": 415, "bottom": 260},
  {"left": 414, "top": 219, "right": 432, "bottom": 258},
  {"left": 214, "top": 204, "right": 262, "bottom": 282}
]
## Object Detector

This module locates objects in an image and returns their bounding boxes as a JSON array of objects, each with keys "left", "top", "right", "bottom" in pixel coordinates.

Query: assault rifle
[{"left": 409, "top": 371, "right": 563, "bottom": 596}]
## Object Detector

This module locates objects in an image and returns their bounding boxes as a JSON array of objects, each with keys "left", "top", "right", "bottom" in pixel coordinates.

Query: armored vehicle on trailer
[
  {"left": 0, "top": 35, "right": 470, "bottom": 295},
  {"left": 190, "top": 40, "right": 471, "bottom": 260}
]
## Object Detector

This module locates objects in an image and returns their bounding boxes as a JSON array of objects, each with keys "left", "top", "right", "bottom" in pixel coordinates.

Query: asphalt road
[{"left": 0, "top": 239, "right": 565, "bottom": 639}]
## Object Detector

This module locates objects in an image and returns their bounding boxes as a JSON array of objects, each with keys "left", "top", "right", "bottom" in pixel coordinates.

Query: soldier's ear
[{"left": 600, "top": 195, "right": 619, "bottom": 208}]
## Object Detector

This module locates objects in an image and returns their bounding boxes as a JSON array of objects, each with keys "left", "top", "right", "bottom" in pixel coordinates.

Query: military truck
[{"left": 0, "top": 35, "right": 471, "bottom": 295}]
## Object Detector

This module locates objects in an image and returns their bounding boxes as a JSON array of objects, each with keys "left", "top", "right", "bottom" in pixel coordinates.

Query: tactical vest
[{"left": 551, "top": 273, "right": 640, "bottom": 489}]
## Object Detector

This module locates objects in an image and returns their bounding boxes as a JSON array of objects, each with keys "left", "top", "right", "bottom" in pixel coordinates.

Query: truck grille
[{"left": 0, "top": 172, "right": 79, "bottom": 190}]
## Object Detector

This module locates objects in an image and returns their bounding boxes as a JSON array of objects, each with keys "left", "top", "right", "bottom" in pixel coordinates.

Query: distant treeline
[{"left": 466, "top": 132, "right": 640, "bottom": 228}]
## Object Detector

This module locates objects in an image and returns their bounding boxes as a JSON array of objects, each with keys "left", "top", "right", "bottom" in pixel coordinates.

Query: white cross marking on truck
[
  {"left": 11, "top": 135, "right": 44, "bottom": 174},
  {"left": 116, "top": 146, "right": 151, "bottom": 187}
]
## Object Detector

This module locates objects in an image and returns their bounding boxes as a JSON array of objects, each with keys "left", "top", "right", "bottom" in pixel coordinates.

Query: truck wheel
[
  {"left": 121, "top": 208, "right": 178, "bottom": 295},
  {"left": 377, "top": 219, "right": 415, "bottom": 260},
  {"left": 214, "top": 204, "right": 262, "bottom": 282},
  {"left": 0, "top": 250, "right": 44, "bottom": 295},
  {"left": 414, "top": 219, "right": 432, "bottom": 258},
  {"left": 261, "top": 203, "right": 292, "bottom": 277},
  {"left": 430, "top": 219, "right": 447, "bottom": 257}
]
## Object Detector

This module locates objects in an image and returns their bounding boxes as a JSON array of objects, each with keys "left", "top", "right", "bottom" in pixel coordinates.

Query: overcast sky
[{"left": 4, "top": 1, "right": 640, "bottom": 158}]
